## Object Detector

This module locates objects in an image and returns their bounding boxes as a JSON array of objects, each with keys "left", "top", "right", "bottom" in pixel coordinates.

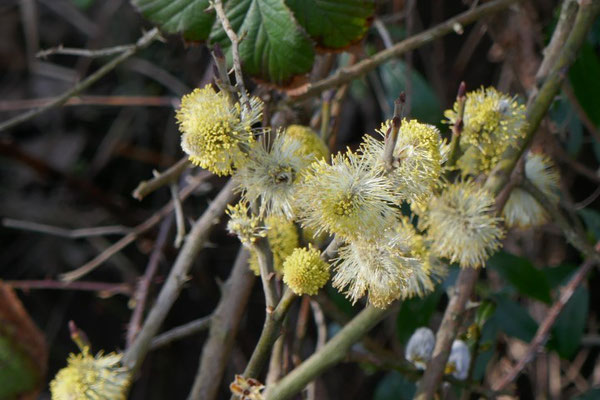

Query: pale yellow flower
[
  {"left": 445, "top": 87, "right": 526, "bottom": 175},
  {"left": 422, "top": 180, "right": 504, "bottom": 268},
  {"left": 361, "top": 119, "right": 443, "bottom": 207},
  {"left": 235, "top": 132, "right": 310, "bottom": 219},
  {"left": 282, "top": 245, "right": 330, "bottom": 295},
  {"left": 50, "top": 348, "right": 130, "bottom": 400},
  {"left": 297, "top": 151, "right": 398, "bottom": 241},
  {"left": 176, "top": 84, "right": 262, "bottom": 176}
]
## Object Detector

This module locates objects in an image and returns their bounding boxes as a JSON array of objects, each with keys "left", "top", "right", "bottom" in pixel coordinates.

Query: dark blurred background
[{"left": 1, "top": 0, "right": 599, "bottom": 399}]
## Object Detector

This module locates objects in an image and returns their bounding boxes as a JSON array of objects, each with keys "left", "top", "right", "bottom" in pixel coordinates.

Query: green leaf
[
  {"left": 488, "top": 251, "right": 552, "bottom": 304},
  {"left": 379, "top": 61, "right": 443, "bottom": 126},
  {"left": 569, "top": 42, "right": 600, "bottom": 128},
  {"left": 578, "top": 208, "right": 600, "bottom": 241},
  {"left": 71, "top": 0, "right": 95, "bottom": 9},
  {"left": 549, "top": 287, "right": 588, "bottom": 359},
  {"left": 492, "top": 294, "right": 538, "bottom": 342},
  {"left": 396, "top": 287, "right": 443, "bottom": 344},
  {"left": 543, "top": 263, "right": 577, "bottom": 288},
  {"left": 374, "top": 371, "right": 416, "bottom": 400},
  {"left": 132, "top": 0, "right": 215, "bottom": 41},
  {"left": 210, "top": 0, "right": 315, "bottom": 85},
  {"left": 575, "top": 388, "right": 600, "bottom": 400},
  {"left": 0, "top": 336, "right": 39, "bottom": 398},
  {"left": 285, "top": 0, "right": 374, "bottom": 49}
]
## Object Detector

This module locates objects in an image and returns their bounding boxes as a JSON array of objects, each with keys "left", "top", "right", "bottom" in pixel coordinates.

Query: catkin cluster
[{"left": 175, "top": 85, "right": 559, "bottom": 309}]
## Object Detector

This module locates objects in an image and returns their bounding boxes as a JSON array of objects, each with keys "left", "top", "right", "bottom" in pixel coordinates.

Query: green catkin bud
[
  {"left": 50, "top": 348, "right": 130, "bottom": 400},
  {"left": 282, "top": 246, "right": 329, "bottom": 296},
  {"left": 176, "top": 84, "right": 263, "bottom": 176}
]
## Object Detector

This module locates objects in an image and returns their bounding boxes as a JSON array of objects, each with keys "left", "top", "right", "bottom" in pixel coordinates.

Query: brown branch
[
  {"left": 0, "top": 28, "right": 161, "bottom": 133},
  {"left": 132, "top": 157, "right": 196, "bottom": 201},
  {"left": 5, "top": 280, "right": 132, "bottom": 296},
  {"left": 213, "top": 0, "right": 250, "bottom": 113},
  {"left": 414, "top": 268, "right": 479, "bottom": 400},
  {"left": 122, "top": 179, "right": 236, "bottom": 375},
  {"left": 37, "top": 43, "right": 137, "bottom": 59},
  {"left": 2, "top": 218, "right": 129, "bottom": 239},
  {"left": 493, "top": 259, "right": 596, "bottom": 391},
  {"left": 151, "top": 315, "right": 213, "bottom": 350},
  {"left": 187, "top": 249, "right": 255, "bottom": 400},
  {"left": 287, "top": 0, "right": 518, "bottom": 103},
  {"left": 127, "top": 216, "right": 172, "bottom": 347}
]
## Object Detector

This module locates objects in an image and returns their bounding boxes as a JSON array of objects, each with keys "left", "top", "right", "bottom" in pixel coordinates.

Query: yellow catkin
[
  {"left": 282, "top": 246, "right": 330, "bottom": 296},
  {"left": 176, "top": 84, "right": 262, "bottom": 176},
  {"left": 50, "top": 348, "right": 130, "bottom": 400}
]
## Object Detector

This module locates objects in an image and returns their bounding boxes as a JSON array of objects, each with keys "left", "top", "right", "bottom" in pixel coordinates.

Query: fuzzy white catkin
[
  {"left": 405, "top": 327, "right": 435, "bottom": 370},
  {"left": 447, "top": 340, "right": 471, "bottom": 380}
]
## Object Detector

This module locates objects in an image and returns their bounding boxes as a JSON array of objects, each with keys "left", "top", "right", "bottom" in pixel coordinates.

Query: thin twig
[
  {"left": 123, "top": 180, "right": 236, "bottom": 375},
  {"left": 213, "top": 0, "right": 250, "bottom": 114},
  {"left": 446, "top": 81, "right": 467, "bottom": 168},
  {"left": 151, "top": 315, "right": 213, "bottom": 350},
  {"left": 169, "top": 181, "right": 186, "bottom": 248},
  {"left": 187, "top": 248, "right": 255, "bottom": 400},
  {"left": 0, "top": 28, "right": 161, "bottom": 133},
  {"left": 60, "top": 173, "right": 210, "bottom": 282},
  {"left": 2, "top": 218, "right": 129, "bottom": 239},
  {"left": 287, "top": 0, "right": 518, "bottom": 103},
  {"left": 132, "top": 157, "right": 195, "bottom": 201},
  {"left": 127, "top": 216, "right": 173, "bottom": 347},
  {"left": 493, "top": 259, "right": 596, "bottom": 391},
  {"left": 0, "top": 95, "right": 178, "bottom": 111},
  {"left": 264, "top": 305, "right": 392, "bottom": 400},
  {"left": 6, "top": 280, "right": 132, "bottom": 296},
  {"left": 37, "top": 43, "right": 136, "bottom": 59}
]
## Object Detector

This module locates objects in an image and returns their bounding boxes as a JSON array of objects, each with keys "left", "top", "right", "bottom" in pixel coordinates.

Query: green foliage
[
  {"left": 132, "top": 0, "right": 215, "bottom": 41},
  {"left": 488, "top": 251, "right": 552, "bottom": 304},
  {"left": 578, "top": 208, "right": 600, "bottom": 241},
  {"left": 396, "top": 287, "right": 443, "bottom": 344},
  {"left": 209, "top": 0, "right": 315, "bottom": 85},
  {"left": 285, "top": 0, "right": 374, "bottom": 49},
  {"left": 548, "top": 287, "right": 588, "bottom": 359},
  {"left": 576, "top": 388, "right": 600, "bottom": 400},
  {"left": 379, "top": 61, "right": 442, "bottom": 125},
  {"left": 569, "top": 42, "right": 600, "bottom": 128},
  {"left": 132, "top": 0, "right": 374, "bottom": 84},
  {"left": 0, "top": 336, "right": 39, "bottom": 398},
  {"left": 492, "top": 294, "right": 538, "bottom": 342},
  {"left": 374, "top": 370, "right": 416, "bottom": 400}
]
